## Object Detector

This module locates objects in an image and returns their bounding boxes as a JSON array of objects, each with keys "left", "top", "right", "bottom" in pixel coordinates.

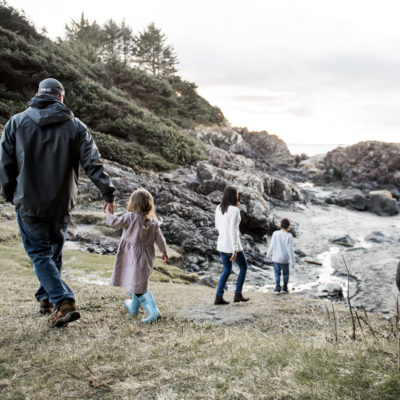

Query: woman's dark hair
[
  {"left": 220, "top": 185, "right": 238, "bottom": 214},
  {"left": 281, "top": 218, "right": 290, "bottom": 230}
]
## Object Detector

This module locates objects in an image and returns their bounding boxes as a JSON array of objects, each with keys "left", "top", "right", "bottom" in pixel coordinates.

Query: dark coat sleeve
[
  {"left": 0, "top": 119, "right": 18, "bottom": 202},
  {"left": 77, "top": 120, "right": 116, "bottom": 203}
]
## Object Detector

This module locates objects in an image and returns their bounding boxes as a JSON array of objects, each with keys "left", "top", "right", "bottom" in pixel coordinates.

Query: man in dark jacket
[{"left": 0, "top": 78, "right": 116, "bottom": 328}]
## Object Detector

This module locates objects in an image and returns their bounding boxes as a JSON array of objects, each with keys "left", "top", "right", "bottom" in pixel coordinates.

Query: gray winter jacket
[{"left": 0, "top": 94, "right": 115, "bottom": 218}]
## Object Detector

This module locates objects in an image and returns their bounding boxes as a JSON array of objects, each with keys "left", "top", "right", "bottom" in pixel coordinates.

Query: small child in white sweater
[{"left": 266, "top": 218, "right": 295, "bottom": 294}]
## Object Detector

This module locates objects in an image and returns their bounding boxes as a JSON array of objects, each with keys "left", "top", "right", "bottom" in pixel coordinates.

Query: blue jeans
[
  {"left": 274, "top": 263, "right": 289, "bottom": 292},
  {"left": 17, "top": 213, "right": 74, "bottom": 309},
  {"left": 216, "top": 251, "right": 248, "bottom": 296}
]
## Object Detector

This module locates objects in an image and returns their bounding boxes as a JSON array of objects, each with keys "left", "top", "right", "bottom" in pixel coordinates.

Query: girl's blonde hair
[{"left": 127, "top": 188, "right": 157, "bottom": 228}]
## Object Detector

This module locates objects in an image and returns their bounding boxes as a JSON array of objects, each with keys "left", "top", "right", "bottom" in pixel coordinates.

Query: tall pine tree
[
  {"left": 102, "top": 19, "right": 122, "bottom": 59},
  {"left": 133, "top": 22, "right": 178, "bottom": 77},
  {"left": 120, "top": 20, "right": 133, "bottom": 64},
  {"left": 65, "top": 13, "right": 103, "bottom": 51}
]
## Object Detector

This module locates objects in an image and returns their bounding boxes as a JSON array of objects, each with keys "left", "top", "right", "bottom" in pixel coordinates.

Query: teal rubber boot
[
  {"left": 124, "top": 294, "right": 140, "bottom": 317},
  {"left": 138, "top": 291, "right": 161, "bottom": 323}
]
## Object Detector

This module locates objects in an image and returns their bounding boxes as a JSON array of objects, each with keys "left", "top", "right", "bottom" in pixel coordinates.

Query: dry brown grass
[{"left": 1, "top": 239, "right": 400, "bottom": 399}]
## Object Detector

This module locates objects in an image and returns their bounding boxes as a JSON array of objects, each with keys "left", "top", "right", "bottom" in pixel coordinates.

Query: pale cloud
[{"left": 7, "top": 0, "right": 400, "bottom": 144}]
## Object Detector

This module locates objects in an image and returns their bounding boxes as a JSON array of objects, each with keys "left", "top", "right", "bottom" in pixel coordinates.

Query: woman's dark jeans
[
  {"left": 17, "top": 213, "right": 74, "bottom": 309},
  {"left": 216, "top": 251, "right": 248, "bottom": 296},
  {"left": 273, "top": 262, "right": 289, "bottom": 292}
]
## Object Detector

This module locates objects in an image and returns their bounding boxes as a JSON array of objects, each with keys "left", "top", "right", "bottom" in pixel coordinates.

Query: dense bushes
[{"left": 91, "top": 130, "right": 173, "bottom": 171}]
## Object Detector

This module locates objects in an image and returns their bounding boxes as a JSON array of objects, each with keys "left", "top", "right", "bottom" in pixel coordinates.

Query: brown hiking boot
[
  {"left": 39, "top": 299, "right": 54, "bottom": 315},
  {"left": 234, "top": 292, "right": 249, "bottom": 303},
  {"left": 214, "top": 295, "right": 230, "bottom": 305},
  {"left": 48, "top": 299, "right": 80, "bottom": 328}
]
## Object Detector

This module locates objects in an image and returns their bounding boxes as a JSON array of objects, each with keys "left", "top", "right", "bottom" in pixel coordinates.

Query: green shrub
[{"left": 0, "top": 4, "right": 217, "bottom": 171}]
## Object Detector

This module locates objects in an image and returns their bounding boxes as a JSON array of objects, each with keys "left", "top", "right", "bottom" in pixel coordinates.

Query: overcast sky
[{"left": 7, "top": 0, "right": 400, "bottom": 145}]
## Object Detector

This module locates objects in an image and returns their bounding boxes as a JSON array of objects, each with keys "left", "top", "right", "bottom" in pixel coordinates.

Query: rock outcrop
[
  {"left": 325, "top": 188, "right": 399, "bottom": 216},
  {"left": 74, "top": 127, "right": 307, "bottom": 276},
  {"left": 236, "top": 127, "right": 293, "bottom": 164},
  {"left": 324, "top": 141, "right": 400, "bottom": 194},
  {"left": 303, "top": 141, "right": 400, "bottom": 216}
]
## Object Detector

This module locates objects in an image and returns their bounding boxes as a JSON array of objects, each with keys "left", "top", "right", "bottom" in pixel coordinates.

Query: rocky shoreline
[{"left": 62, "top": 127, "right": 400, "bottom": 314}]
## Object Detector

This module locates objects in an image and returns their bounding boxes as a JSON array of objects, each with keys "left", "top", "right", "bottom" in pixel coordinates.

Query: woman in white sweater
[{"left": 214, "top": 185, "right": 249, "bottom": 305}]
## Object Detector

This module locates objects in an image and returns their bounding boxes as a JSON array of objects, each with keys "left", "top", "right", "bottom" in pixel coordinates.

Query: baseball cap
[{"left": 38, "top": 78, "right": 65, "bottom": 98}]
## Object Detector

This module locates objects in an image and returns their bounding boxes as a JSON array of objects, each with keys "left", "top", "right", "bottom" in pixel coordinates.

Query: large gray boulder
[
  {"left": 335, "top": 188, "right": 367, "bottom": 211},
  {"left": 367, "top": 194, "right": 398, "bottom": 216}
]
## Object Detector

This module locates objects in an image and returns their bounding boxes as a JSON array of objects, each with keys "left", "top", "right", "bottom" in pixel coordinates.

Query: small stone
[
  {"left": 295, "top": 249, "right": 307, "bottom": 258},
  {"left": 329, "top": 235, "right": 355, "bottom": 247},
  {"left": 318, "top": 283, "right": 343, "bottom": 298},
  {"left": 365, "top": 231, "right": 392, "bottom": 243},
  {"left": 189, "top": 263, "right": 200, "bottom": 272},
  {"left": 199, "top": 276, "right": 217, "bottom": 288}
]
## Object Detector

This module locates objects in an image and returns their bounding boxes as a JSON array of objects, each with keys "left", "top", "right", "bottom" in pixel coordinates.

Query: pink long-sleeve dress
[{"left": 106, "top": 212, "right": 167, "bottom": 294}]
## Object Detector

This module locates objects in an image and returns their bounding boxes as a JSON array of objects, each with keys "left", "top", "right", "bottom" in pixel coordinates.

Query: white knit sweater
[{"left": 215, "top": 205, "right": 243, "bottom": 253}]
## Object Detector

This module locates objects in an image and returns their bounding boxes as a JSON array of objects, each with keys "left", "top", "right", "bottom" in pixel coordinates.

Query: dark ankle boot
[
  {"left": 214, "top": 295, "right": 230, "bottom": 305},
  {"left": 234, "top": 292, "right": 249, "bottom": 302},
  {"left": 39, "top": 299, "right": 54, "bottom": 315}
]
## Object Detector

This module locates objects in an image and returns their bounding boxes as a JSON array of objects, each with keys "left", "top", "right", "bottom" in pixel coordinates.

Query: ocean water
[{"left": 287, "top": 143, "right": 346, "bottom": 156}]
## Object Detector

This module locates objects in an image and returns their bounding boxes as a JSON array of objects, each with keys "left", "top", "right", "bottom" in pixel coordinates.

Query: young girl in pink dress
[{"left": 105, "top": 188, "right": 168, "bottom": 323}]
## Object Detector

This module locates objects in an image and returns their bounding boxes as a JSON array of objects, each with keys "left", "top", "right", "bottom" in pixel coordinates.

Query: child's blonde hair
[{"left": 127, "top": 188, "right": 157, "bottom": 228}]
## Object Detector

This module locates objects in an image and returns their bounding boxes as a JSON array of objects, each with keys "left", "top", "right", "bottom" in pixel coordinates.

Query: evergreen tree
[
  {"left": 65, "top": 13, "right": 103, "bottom": 51},
  {"left": 102, "top": 19, "right": 122, "bottom": 59},
  {"left": 120, "top": 20, "right": 133, "bottom": 64},
  {"left": 160, "top": 46, "right": 178, "bottom": 77},
  {"left": 133, "top": 22, "right": 178, "bottom": 77}
]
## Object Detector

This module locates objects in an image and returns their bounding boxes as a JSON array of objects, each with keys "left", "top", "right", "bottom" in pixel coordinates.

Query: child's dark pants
[{"left": 273, "top": 262, "right": 289, "bottom": 292}]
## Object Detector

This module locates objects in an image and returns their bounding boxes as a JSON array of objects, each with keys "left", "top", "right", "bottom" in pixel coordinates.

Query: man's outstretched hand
[{"left": 104, "top": 202, "right": 115, "bottom": 215}]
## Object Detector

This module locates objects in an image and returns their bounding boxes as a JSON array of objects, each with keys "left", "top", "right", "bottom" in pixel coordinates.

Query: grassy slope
[
  {"left": 0, "top": 4, "right": 224, "bottom": 172},
  {"left": 0, "top": 234, "right": 399, "bottom": 399}
]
